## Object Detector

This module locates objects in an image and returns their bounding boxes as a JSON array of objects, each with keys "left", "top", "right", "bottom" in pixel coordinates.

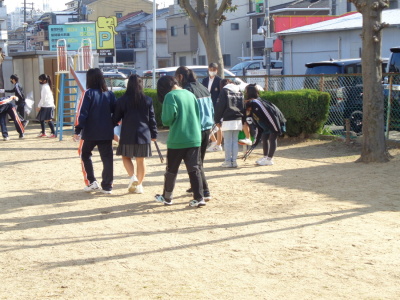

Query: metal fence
[{"left": 140, "top": 73, "right": 400, "bottom": 137}]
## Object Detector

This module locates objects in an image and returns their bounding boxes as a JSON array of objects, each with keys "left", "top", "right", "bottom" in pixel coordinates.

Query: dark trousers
[
  {"left": 80, "top": 140, "right": 113, "bottom": 191},
  {"left": 0, "top": 103, "right": 24, "bottom": 138},
  {"left": 164, "top": 147, "right": 203, "bottom": 201},
  {"left": 262, "top": 132, "right": 279, "bottom": 158},
  {"left": 16, "top": 102, "right": 25, "bottom": 121},
  {"left": 199, "top": 129, "right": 210, "bottom": 195}
]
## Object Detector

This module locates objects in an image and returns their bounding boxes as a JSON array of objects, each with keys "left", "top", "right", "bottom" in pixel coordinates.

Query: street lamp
[{"left": 22, "top": 22, "right": 28, "bottom": 51}]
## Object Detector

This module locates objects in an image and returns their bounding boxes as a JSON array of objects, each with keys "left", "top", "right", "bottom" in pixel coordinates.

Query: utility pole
[
  {"left": 21, "top": 1, "right": 33, "bottom": 51},
  {"left": 23, "top": 0, "right": 26, "bottom": 51},
  {"left": 264, "top": 0, "right": 271, "bottom": 76}
]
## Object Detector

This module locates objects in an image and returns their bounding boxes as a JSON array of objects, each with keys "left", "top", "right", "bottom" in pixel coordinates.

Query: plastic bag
[{"left": 25, "top": 99, "right": 34, "bottom": 114}]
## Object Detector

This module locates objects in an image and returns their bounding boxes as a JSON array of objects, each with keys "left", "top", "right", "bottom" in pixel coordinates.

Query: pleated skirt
[{"left": 116, "top": 143, "right": 152, "bottom": 158}]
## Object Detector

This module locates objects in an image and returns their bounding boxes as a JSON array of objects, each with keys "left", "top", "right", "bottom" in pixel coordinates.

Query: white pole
[
  {"left": 152, "top": 0, "right": 157, "bottom": 88},
  {"left": 250, "top": 19, "right": 253, "bottom": 60}
]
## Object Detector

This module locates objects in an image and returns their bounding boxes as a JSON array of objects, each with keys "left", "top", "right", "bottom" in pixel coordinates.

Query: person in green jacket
[{"left": 155, "top": 75, "right": 205, "bottom": 207}]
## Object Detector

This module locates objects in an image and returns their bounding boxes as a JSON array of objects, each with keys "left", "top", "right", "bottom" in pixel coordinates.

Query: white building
[{"left": 278, "top": 8, "right": 400, "bottom": 75}]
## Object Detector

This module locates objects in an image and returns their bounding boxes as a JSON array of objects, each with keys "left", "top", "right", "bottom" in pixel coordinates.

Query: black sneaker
[
  {"left": 186, "top": 187, "right": 193, "bottom": 193},
  {"left": 19, "top": 134, "right": 24, "bottom": 139}
]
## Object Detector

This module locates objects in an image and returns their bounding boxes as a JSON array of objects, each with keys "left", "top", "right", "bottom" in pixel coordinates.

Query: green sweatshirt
[{"left": 161, "top": 89, "right": 201, "bottom": 149}]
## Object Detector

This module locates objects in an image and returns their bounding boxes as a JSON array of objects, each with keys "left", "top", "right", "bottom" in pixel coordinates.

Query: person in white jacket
[{"left": 36, "top": 74, "right": 56, "bottom": 138}]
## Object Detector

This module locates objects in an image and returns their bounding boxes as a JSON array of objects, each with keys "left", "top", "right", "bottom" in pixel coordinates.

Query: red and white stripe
[
  {"left": 11, "top": 107, "right": 24, "bottom": 133},
  {"left": 77, "top": 139, "right": 89, "bottom": 186}
]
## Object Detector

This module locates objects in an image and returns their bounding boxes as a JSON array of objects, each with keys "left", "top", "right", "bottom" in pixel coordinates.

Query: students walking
[
  {"left": 112, "top": 75, "right": 158, "bottom": 194},
  {"left": 74, "top": 68, "right": 116, "bottom": 194},
  {"left": 36, "top": 74, "right": 56, "bottom": 138},
  {"left": 155, "top": 76, "right": 205, "bottom": 207}
]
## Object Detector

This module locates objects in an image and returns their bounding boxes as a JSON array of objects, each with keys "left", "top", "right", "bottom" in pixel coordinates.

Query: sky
[
  {"left": 4, "top": 0, "right": 69, "bottom": 13},
  {"left": 3, "top": 0, "right": 174, "bottom": 13}
]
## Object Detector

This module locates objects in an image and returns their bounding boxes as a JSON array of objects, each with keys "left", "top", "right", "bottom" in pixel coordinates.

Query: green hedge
[
  {"left": 114, "top": 88, "right": 329, "bottom": 137},
  {"left": 113, "top": 89, "right": 163, "bottom": 126},
  {"left": 259, "top": 89, "right": 330, "bottom": 137}
]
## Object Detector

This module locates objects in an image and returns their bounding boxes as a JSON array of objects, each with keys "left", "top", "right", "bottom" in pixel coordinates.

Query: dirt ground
[{"left": 1, "top": 124, "right": 400, "bottom": 300}]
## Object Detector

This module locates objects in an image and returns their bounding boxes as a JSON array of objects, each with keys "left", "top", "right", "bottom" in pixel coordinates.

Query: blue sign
[{"left": 49, "top": 23, "right": 97, "bottom": 51}]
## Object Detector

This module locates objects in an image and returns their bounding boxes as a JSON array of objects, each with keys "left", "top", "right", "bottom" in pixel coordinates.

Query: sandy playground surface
[{"left": 1, "top": 123, "right": 400, "bottom": 300}]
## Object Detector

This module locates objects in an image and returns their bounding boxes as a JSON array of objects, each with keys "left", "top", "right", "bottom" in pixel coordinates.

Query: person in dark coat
[
  {"left": 112, "top": 75, "right": 158, "bottom": 194},
  {"left": 202, "top": 62, "right": 223, "bottom": 152},
  {"left": 74, "top": 68, "right": 116, "bottom": 194}
]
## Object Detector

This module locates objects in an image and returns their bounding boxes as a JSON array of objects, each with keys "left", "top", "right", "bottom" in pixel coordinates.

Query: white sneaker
[
  {"left": 220, "top": 161, "right": 232, "bottom": 168},
  {"left": 207, "top": 145, "right": 223, "bottom": 152},
  {"left": 134, "top": 184, "right": 144, "bottom": 194},
  {"left": 128, "top": 175, "right": 139, "bottom": 193},
  {"left": 3, "top": 137, "right": 9, "bottom": 141},
  {"left": 84, "top": 181, "right": 100, "bottom": 192},
  {"left": 238, "top": 138, "right": 252, "bottom": 146},
  {"left": 101, "top": 189, "right": 112, "bottom": 194},
  {"left": 256, "top": 156, "right": 267, "bottom": 164},
  {"left": 257, "top": 157, "right": 274, "bottom": 166}
]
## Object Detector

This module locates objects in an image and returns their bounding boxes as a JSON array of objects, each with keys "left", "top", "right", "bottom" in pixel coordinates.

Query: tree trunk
[
  {"left": 180, "top": 0, "right": 228, "bottom": 77},
  {"left": 350, "top": 0, "right": 391, "bottom": 162}
]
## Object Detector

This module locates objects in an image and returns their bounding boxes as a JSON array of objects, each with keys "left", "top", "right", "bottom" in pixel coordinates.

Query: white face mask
[{"left": 209, "top": 71, "right": 217, "bottom": 77}]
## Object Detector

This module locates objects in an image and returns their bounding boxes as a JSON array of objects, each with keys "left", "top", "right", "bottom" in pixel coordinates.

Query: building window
[
  {"left": 193, "top": 58, "right": 197, "bottom": 65},
  {"left": 223, "top": 54, "right": 231, "bottom": 67},
  {"left": 199, "top": 55, "right": 206, "bottom": 65},
  {"left": 171, "top": 26, "right": 177, "bottom": 36},
  {"left": 116, "top": 12, "right": 122, "bottom": 18},
  {"left": 256, "top": 17, "right": 263, "bottom": 30},
  {"left": 179, "top": 56, "right": 187, "bottom": 66},
  {"left": 184, "top": 24, "right": 188, "bottom": 35},
  {"left": 231, "top": 23, "right": 239, "bottom": 30}
]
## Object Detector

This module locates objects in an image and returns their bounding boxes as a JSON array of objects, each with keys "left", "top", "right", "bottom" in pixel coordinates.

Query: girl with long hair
[
  {"left": 36, "top": 74, "right": 56, "bottom": 138},
  {"left": 112, "top": 75, "right": 158, "bottom": 194}
]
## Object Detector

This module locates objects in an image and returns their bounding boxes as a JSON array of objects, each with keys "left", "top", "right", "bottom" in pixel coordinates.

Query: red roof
[{"left": 118, "top": 11, "right": 143, "bottom": 23}]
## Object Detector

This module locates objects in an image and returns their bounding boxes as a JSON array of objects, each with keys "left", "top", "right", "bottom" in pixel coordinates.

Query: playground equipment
[{"left": 55, "top": 39, "right": 92, "bottom": 141}]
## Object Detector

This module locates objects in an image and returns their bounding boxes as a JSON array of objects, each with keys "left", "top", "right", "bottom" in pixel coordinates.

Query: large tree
[
  {"left": 179, "top": 0, "right": 235, "bottom": 76},
  {"left": 349, "top": 0, "right": 391, "bottom": 162}
]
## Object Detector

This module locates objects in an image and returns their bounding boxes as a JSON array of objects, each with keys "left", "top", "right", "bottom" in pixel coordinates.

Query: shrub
[{"left": 259, "top": 89, "right": 330, "bottom": 137}]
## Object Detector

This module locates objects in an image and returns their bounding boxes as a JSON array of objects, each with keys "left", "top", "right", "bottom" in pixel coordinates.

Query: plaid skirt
[
  {"left": 36, "top": 107, "right": 54, "bottom": 121},
  {"left": 116, "top": 143, "right": 152, "bottom": 158}
]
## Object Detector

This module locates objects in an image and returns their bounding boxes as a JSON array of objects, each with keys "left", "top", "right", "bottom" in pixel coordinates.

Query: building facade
[
  {"left": 65, "top": 0, "right": 154, "bottom": 21},
  {"left": 278, "top": 8, "right": 400, "bottom": 75},
  {"left": 115, "top": 8, "right": 171, "bottom": 72}
]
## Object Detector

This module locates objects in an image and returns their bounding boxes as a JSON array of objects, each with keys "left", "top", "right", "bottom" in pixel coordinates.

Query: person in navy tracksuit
[
  {"left": 74, "top": 68, "right": 116, "bottom": 194},
  {"left": 0, "top": 95, "right": 24, "bottom": 140},
  {"left": 5, "top": 74, "right": 28, "bottom": 126}
]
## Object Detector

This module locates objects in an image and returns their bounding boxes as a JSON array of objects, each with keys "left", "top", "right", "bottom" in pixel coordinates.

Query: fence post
[
  {"left": 345, "top": 118, "right": 350, "bottom": 144},
  {"left": 386, "top": 74, "right": 393, "bottom": 139},
  {"left": 264, "top": 75, "right": 268, "bottom": 91}
]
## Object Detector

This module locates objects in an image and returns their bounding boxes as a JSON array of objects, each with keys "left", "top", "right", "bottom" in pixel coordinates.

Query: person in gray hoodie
[
  {"left": 214, "top": 79, "right": 245, "bottom": 168},
  {"left": 175, "top": 66, "right": 214, "bottom": 201}
]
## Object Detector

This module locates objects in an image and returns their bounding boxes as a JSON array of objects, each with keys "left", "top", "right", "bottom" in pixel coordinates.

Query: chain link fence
[{"left": 140, "top": 73, "right": 400, "bottom": 137}]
